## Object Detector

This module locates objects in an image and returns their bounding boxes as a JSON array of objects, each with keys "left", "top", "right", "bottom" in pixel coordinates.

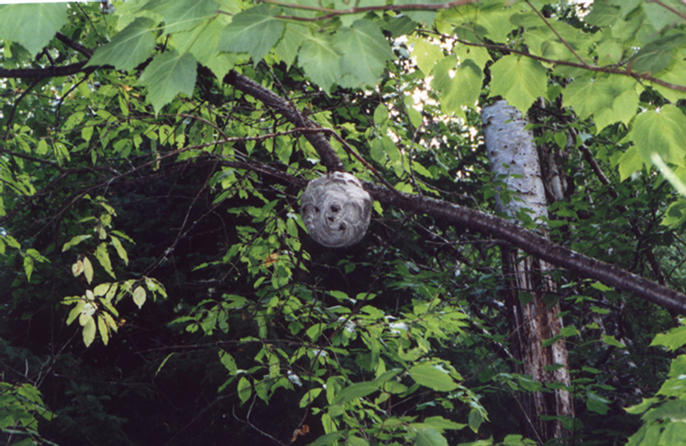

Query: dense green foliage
[{"left": 2, "top": 0, "right": 686, "bottom": 445}]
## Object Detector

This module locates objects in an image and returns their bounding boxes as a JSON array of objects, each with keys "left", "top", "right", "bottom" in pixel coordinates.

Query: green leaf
[
  {"left": 154, "top": 0, "right": 219, "bottom": 34},
  {"left": 219, "top": 350, "right": 237, "bottom": 374},
  {"left": 62, "top": 234, "right": 92, "bottom": 252},
  {"left": 95, "top": 242, "right": 115, "bottom": 278},
  {"left": 373, "top": 104, "right": 389, "bottom": 126},
  {"left": 23, "top": 255, "right": 34, "bottom": 282},
  {"left": 220, "top": 5, "right": 284, "bottom": 62},
  {"left": 651, "top": 325, "right": 686, "bottom": 351},
  {"left": 297, "top": 33, "right": 341, "bottom": 91},
  {"left": 468, "top": 408, "right": 484, "bottom": 433},
  {"left": 336, "top": 20, "right": 393, "bottom": 88},
  {"left": 82, "top": 315, "right": 96, "bottom": 347},
  {"left": 414, "top": 428, "right": 448, "bottom": 446},
  {"left": 631, "top": 33, "right": 686, "bottom": 75},
  {"left": 659, "top": 421, "right": 686, "bottom": 445},
  {"left": 132, "top": 286, "right": 147, "bottom": 309},
  {"left": 274, "top": 23, "right": 308, "bottom": 67},
  {"left": 431, "top": 57, "right": 483, "bottom": 116},
  {"left": 0, "top": 4, "right": 68, "bottom": 56},
  {"left": 408, "top": 364, "right": 458, "bottom": 392},
  {"left": 584, "top": 2, "right": 620, "bottom": 27},
  {"left": 563, "top": 74, "right": 639, "bottom": 131},
  {"left": 333, "top": 381, "right": 380, "bottom": 404},
  {"left": 586, "top": 391, "right": 610, "bottom": 415},
  {"left": 625, "top": 397, "right": 658, "bottom": 415},
  {"left": 652, "top": 53, "right": 686, "bottom": 103},
  {"left": 423, "top": 416, "right": 467, "bottom": 432},
  {"left": 618, "top": 146, "right": 646, "bottom": 181},
  {"left": 602, "top": 334, "right": 626, "bottom": 348},
  {"left": 155, "top": 353, "right": 175, "bottom": 377},
  {"left": 625, "top": 105, "right": 686, "bottom": 167},
  {"left": 171, "top": 14, "right": 237, "bottom": 80},
  {"left": 237, "top": 377, "right": 252, "bottom": 404},
  {"left": 299, "top": 388, "right": 322, "bottom": 408},
  {"left": 408, "top": 36, "right": 443, "bottom": 75},
  {"left": 138, "top": 51, "right": 198, "bottom": 113},
  {"left": 86, "top": 18, "right": 157, "bottom": 71},
  {"left": 489, "top": 55, "right": 547, "bottom": 113}
]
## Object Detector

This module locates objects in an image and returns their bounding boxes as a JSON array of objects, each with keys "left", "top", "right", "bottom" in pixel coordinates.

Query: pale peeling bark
[{"left": 482, "top": 100, "right": 574, "bottom": 442}]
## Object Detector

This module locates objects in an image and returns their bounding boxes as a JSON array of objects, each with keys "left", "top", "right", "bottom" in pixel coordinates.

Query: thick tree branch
[
  {"left": 225, "top": 70, "right": 686, "bottom": 314},
  {"left": 223, "top": 70, "right": 345, "bottom": 172},
  {"left": 0, "top": 61, "right": 92, "bottom": 80},
  {"left": 2, "top": 53, "right": 686, "bottom": 312}
]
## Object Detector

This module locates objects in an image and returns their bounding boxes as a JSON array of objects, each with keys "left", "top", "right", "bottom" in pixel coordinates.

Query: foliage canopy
[{"left": 2, "top": 0, "right": 686, "bottom": 445}]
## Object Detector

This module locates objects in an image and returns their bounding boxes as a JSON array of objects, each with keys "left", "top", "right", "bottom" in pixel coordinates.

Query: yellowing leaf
[
  {"left": 95, "top": 243, "right": 115, "bottom": 278},
  {"left": 97, "top": 315, "right": 109, "bottom": 345},
  {"left": 110, "top": 236, "right": 129, "bottom": 265},
  {"left": 132, "top": 286, "right": 147, "bottom": 309},
  {"left": 82, "top": 316, "right": 96, "bottom": 347},
  {"left": 83, "top": 256, "right": 94, "bottom": 284},
  {"left": 72, "top": 259, "right": 84, "bottom": 277},
  {"left": 63, "top": 234, "right": 92, "bottom": 252}
]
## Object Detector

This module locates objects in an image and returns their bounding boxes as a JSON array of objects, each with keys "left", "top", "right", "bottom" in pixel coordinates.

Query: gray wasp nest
[{"left": 300, "top": 172, "right": 372, "bottom": 248}]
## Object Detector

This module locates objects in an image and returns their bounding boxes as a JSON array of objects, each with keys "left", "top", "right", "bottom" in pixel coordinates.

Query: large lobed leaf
[
  {"left": 86, "top": 18, "right": 157, "bottom": 71},
  {"left": 489, "top": 55, "right": 547, "bottom": 113},
  {"left": 137, "top": 51, "right": 198, "bottom": 113},
  {"left": 335, "top": 19, "right": 394, "bottom": 89},
  {"left": 220, "top": 4, "right": 285, "bottom": 63},
  {"left": 0, "top": 3, "right": 68, "bottom": 56}
]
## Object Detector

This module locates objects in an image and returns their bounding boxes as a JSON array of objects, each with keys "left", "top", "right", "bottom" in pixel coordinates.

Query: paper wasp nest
[{"left": 300, "top": 172, "right": 372, "bottom": 248}]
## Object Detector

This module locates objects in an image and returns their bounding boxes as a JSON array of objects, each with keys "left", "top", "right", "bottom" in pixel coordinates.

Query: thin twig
[
  {"left": 55, "top": 32, "right": 93, "bottom": 58},
  {"left": 524, "top": 0, "right": 591, "bottom": 68},
  {"left": 649, "top": 0, "right": 686, "bottom": 21},
  {"left": 449, "top": 36, "right": 686, "bottom": 92},
  {"left": 262, "top": 0, "right": 475, "bottom": 16},
  {"left": 3, "top": 78, "right": 42, "bottom": 140}
]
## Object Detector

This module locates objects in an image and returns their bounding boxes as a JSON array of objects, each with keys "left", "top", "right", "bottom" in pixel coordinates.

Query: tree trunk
[{"left": 482, "top": 101, "right": 574, "bottom": 443}]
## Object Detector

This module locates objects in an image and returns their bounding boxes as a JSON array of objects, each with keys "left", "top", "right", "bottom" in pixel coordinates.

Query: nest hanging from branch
[{"left": 300, "top": 172, "right": 372, "bottom": 248}]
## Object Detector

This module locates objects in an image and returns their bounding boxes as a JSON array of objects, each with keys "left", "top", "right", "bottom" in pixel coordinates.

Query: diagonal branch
[
  {"left": 224, "top": 69, "right": 686, "bottom": 314},
  {"left": 2, "top": 50, "right": 686, "bottom": 313},
  {"left": 224, "top": 70, "right": 345, "bottom": 172}
]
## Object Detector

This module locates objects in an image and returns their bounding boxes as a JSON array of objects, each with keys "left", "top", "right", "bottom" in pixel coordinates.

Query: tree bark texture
[{"left": 482, "top": 101, "right": 574, "bottom": 443}]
